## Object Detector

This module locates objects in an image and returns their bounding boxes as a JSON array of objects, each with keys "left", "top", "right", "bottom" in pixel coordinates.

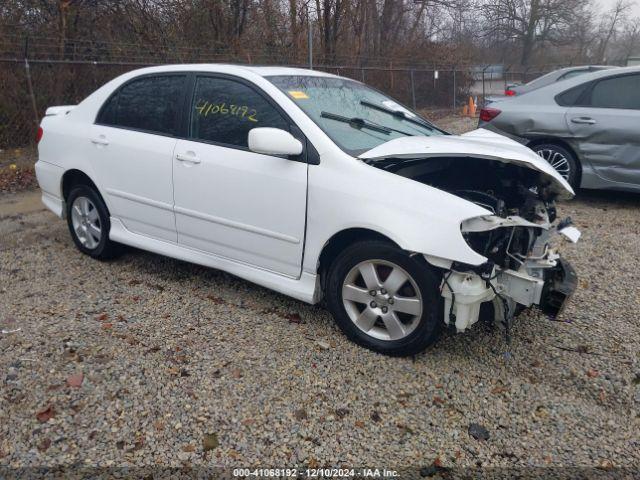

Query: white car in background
[{"left": 36, "top": 65, "right": 579, "bottom": 356}]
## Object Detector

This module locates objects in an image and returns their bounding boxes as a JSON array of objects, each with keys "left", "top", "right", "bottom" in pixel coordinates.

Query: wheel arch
[
  {"left": 316, "top": 228, "right": 401, "bottom": 294},
  {"left": 526, "top": 137, "right": 582, "bottom": 185},
  {"left": 61, "top": 169, "right": 111, "bottom": 218},
  {"left": 61, "top": 169, "right": 100, "bottom": 201}
]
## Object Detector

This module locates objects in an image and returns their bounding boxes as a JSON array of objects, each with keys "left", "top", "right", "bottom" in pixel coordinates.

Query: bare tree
[
  {"left": 594, "top": 0, "right": 633, "bottom": 62},
  {"left": 480, "top": 0, "right": 585, "bottom": 66}
]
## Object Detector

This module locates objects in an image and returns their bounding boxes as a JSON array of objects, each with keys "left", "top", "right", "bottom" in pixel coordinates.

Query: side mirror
[{"left": 248, "top": 127, "right": 303, "bottom": 156}]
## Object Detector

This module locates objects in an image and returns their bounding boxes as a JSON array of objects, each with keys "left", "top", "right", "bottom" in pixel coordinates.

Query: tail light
[
  {"left": 36, "top": 126, "right": 44, "bottom": 144},
  {"left": 505, "top": 89, "right": 516, "bottom": 96},
  {"left": 479, "top": 108, "right": 501, "bottom": 123}
]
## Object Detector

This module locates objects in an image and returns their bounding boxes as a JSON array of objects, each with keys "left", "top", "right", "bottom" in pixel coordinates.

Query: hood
[{"left": 358, "top": 128, "right": 574, "bottom": 199}]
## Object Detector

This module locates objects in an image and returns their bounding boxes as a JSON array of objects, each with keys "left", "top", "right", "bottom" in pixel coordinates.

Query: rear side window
[
  {"left": 590, "top": 74, "right": 640, "bottom": 109},
  {"left": 97, "top": 75, "right": 187, "bottom": 135},
  {"left": 190, "top": 76, "right": 289, "bottom": 148}
]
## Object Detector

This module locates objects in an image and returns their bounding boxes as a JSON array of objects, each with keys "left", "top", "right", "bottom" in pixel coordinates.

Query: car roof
[
  {"left": 122, "top": 63, "right": 339, "bottom": 78},
  {"left": 507, "top": 65, "right": 640, "bottom": 104}
]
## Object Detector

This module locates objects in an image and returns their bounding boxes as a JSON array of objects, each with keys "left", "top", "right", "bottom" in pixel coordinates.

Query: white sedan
[{"left": 36, "top": 65, "right": 579, "bottom": 356}]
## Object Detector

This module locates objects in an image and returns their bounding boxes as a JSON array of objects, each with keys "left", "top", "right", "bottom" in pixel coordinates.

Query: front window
[
  {"left": 190, "top": 76, "right": 289, "bottom": 148},
  {"left": 267, "top": 75, "right": 443, "bottom": 156}
]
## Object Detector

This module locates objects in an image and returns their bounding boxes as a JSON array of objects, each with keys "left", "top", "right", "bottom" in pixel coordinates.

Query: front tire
[
  {"left": 325, "top": 240, "right": 442, "bottom": 356},
  {"left": 66, "top": 185, "right": 120, "bottom": 260}
]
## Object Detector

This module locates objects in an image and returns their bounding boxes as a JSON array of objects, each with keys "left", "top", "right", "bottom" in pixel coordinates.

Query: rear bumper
[
  {"left": 539, "top": 258, "right": 578, "bottom": 318},
  {"left": 35, "top": 160, "right": 64, "bottom": 218}
]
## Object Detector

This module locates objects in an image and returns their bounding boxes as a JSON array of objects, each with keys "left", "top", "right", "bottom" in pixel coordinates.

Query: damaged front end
[
  {"left": 445, "top": 213, "right": 579, "bottom": 333},
  {"left": 360, "top": 129, "right": 580, "bottom": 333}
]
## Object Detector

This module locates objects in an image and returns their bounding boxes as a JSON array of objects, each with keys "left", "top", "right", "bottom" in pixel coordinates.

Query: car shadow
[{"left": 572, "top": 188, "right": 640, "bottom": 207}]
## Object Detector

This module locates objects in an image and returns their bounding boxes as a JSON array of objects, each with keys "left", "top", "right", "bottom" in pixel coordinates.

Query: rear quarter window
[
  {"left": 97, "top": 74, "right": 187, "bottom": 136},
  {"left": 555, "top": 82, "right": 591, "bottom": 107}
]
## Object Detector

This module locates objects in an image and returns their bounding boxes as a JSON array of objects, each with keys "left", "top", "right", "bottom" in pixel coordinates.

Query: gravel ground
[{"left": 1, "top": 133, "right": 639, "bottom": 476}]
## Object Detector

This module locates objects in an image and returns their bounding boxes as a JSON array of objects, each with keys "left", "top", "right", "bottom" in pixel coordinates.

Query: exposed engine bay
[{"left": 366, "top": 155, "right": 579, "bottom": 336}]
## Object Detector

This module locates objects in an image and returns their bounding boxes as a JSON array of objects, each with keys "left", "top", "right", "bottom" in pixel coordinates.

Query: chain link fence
[{"left": 0, "top": 35, "right": 573, "bottom": 151}]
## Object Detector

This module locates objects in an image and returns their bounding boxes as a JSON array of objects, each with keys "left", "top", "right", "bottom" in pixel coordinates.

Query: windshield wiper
[
  {"left": 359, "top": 100, "right": 436, "bottom": 131},
  {"left": 320, "top": 111, "right": 413, "bottom": 136},
  {"left": 321, "top": 111, "right": 391, "bottom": 134}
]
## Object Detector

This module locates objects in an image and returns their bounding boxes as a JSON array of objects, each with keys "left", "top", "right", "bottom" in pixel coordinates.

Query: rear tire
[
  {"left": 325, "top": 240, "right": 442, "bottom": 356},
  {"left": 533, "top": 143, "right": 580, "bottom": 189},
  {"left": 66, "top": 185, "right": 120, "bottom": 260}
]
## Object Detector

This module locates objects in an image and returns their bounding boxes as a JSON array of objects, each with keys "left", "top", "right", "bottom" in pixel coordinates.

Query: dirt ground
[{"left": 1, "top": 115, "right": 639, "bottom": 476}]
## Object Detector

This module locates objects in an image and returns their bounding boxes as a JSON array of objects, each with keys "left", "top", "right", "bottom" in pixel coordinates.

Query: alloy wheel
[
  {"left": 341, "top": 259, "right": 423, "bottom": 341},
  {"left": 537, "top": 148, "right": 571, "bottom": 181},
  {"left": 70, "top": 196, "right": 102, "bottom": 249}
]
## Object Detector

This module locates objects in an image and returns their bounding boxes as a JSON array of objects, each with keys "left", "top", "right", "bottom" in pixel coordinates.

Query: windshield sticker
[
  {"left": 288, "top": 90, "right": 309, "bottom": 100},
  {"left": 194, "top": 99, "right": 258, "bottom": 122},
  {"left": 381, "top": 100, "right": 416, "bottom": 118}
]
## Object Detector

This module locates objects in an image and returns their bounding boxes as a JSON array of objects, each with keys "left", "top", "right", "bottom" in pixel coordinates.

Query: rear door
[
  {"left": 91, "top": 74, "right": 188, "bottom": 242},
  {"left": 566, "top": 73, "right": 640, "bottom": 186},
  {"left": 172, "top": 75, "right": 308, "bottom": 278}
]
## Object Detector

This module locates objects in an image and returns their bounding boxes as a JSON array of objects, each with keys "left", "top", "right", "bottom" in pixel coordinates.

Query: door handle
[
  {"left": 571, "top": 117, "right": 597, "bottom": 125},
  {"left": 90, "top": 136, "right": 109, "bottom": 146},
  {"left": 176, "top": 153, "right": 201, "bottom": 164}
]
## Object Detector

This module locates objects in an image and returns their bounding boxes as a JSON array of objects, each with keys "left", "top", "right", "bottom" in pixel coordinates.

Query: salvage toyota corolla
[{"left": 35, "top": 65, "right": 580, "bottom": 356}]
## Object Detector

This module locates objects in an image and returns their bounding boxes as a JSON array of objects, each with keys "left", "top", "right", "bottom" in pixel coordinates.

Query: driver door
[{"left": 172, "top": 75, "right": 308, "bottom": 278}]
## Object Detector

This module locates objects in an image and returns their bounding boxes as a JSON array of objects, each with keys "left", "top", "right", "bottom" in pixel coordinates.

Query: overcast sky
[{"left": 597, "top": 0, "right": 640, "bottom": 16}]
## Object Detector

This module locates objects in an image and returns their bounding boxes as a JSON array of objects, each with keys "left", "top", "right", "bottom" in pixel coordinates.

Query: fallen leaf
[
  {"left": 354, "top": 420, "right": 365, "bottom": 428},
  {"left": 241, "top": 418, "right": 255, "bottom": 426},
  {"left": 231, "top": 369, "right": 242, "bottom": 379},
  {"left": 202, "top": 433, "right": 219, "bottom": 451},
  {"left": 206, "top": 294, "right": 225, "bottom": 305},
  {"left": 36, "top": 406, "right": 55, "bottom": 423},
  {"left": 491, "top": 384, "right": 510, "bottom": 395},
  {"left": 66, "top": 373, "right": 84, "bottom": 388},
  {"left": 96, "top": 313, "right": 108, "bottom": 321},
  {"left": 433, "top": 456, "right": 444, "bottom": 468},
  {"left": 182, "top": 444, "right": 196, "bottom": 453},
  {"left": 101, "top": 323, "right": 113, "bottom": 330},
  {"left": 598, "top": 459, "right": 614, "bottom": 470},
  {"left": 154, "top": 420, "right": 164, "bottom": 431},
  {"left": 315, "top": 340, "right": 330, "bottom": 349},
  {"left": 587, "top": 368, "right": 599, "bottom": 378},
  {"left": 308, "top": 458, "right": 319, "bottom": 469},
  {"left": 37, "top": 438, "right": 51, "bottom": 451},
  {"left": 432, "top": 395, "right": 445, "bottom": 405}
]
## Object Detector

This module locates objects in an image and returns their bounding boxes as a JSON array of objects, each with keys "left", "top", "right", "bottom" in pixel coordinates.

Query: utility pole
[{"left": 307, "top": 4, "right": 313, "bottom": 70}]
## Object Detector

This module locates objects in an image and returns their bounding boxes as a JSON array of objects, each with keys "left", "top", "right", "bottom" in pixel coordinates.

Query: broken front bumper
[
  {"left": 539, "top": 258, "right": 578, "bottom": 318},
  {"left": 441, "top": 218, "right": 579, "bottom": 332}
]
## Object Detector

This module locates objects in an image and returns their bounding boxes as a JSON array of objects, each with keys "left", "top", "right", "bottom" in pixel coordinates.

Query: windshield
[{"left": 267, "top": 75, "right": 444, "bottom": 156}]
